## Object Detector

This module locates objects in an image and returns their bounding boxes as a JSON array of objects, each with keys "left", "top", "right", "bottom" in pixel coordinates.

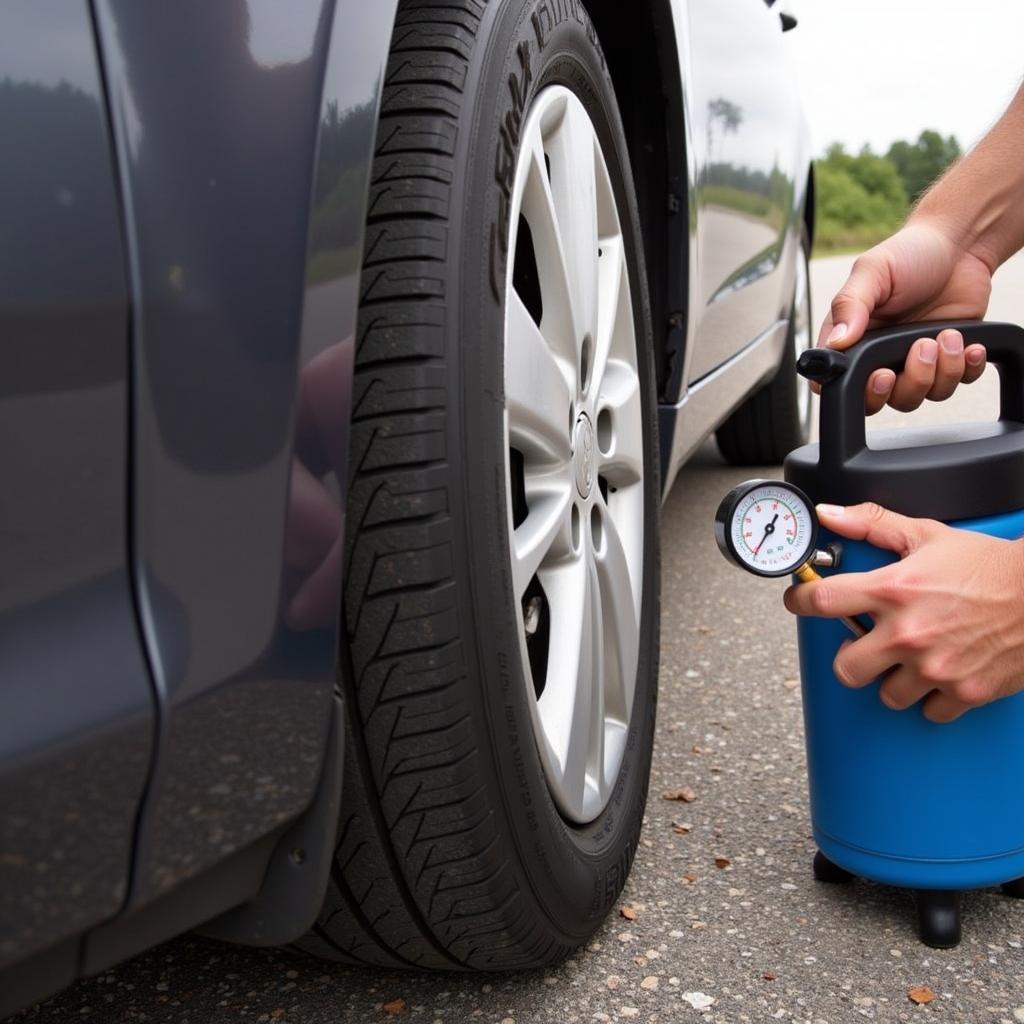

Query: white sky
[{"left": 790, "top": 0, "right": 1024, "bottom": 157}]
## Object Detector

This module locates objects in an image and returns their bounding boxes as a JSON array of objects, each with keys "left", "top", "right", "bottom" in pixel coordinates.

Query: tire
[
  {"left": 297, "top": 0, "right": 660, "bottom": 971},
  {"left": 715, "top": 224, "right": 813, "bottom": 465}
]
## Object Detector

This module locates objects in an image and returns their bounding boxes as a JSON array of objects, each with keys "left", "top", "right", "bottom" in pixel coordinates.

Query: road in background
[{"left": 19, "top": 258, "right": 1024, "bottom": 1022}]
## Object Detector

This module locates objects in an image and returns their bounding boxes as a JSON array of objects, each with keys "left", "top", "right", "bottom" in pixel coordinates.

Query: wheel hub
[{"left": 573, "top": 414, "right": 595, "bottom": 498}]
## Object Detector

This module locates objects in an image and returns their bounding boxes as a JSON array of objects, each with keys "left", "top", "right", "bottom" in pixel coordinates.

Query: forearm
[{"left": 912, "top": 81, "right": 1024, "bottom": 271}]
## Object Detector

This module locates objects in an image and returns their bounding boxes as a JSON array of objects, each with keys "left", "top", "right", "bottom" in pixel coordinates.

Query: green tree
[
  {"left": 814, "top": 143, "right": 909, "bottom": 252},
  {"left": 885, "top": 130, "right": 961, "bottom": 203},
  {"left": 822, "top": 142, "right": 908, "bottom": 214}
]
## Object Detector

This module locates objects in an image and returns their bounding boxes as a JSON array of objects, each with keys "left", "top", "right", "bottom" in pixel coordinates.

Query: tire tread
[{"left": 297, "top": 0, "right": 562, "bottom": 971}]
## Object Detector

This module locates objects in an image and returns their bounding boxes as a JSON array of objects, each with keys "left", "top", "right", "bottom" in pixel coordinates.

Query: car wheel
[
  {"left": 715, "top": 224, "right": 813, "bottom": 465},
  {"left": 297, "top": 0, "right": 660, "bottom": 970}
]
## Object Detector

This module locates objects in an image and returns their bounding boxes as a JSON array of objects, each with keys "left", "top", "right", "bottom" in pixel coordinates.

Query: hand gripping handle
[{"left": 797, "top": 320, "right": 1024, "bottom": 465}]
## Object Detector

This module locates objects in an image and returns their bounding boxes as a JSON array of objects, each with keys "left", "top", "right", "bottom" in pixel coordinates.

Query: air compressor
[{"left": 715, "top": 319, "right": 1024, "bottom": 947}]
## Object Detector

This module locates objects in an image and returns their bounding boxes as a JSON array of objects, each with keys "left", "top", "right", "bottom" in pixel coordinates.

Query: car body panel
[
  {"left": 680, "top": 0, "right": 805, "bottom": 384},
  {"left": 90, "top": 0, "right": 399, "bottom": 910},
  {"left": 0, "top": 0, "right": 154, "bottom": 969},
  {"left": 657, "top": 0, "right": 811, "bottom": 495},
  {"left": 0, "top": 0, "right": 807, "bottom": 1006}
]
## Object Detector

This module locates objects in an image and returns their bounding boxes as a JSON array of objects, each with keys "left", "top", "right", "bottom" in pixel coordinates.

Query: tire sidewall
[{"left": 451, "top": 0, "right": 660, "bottom": 938}]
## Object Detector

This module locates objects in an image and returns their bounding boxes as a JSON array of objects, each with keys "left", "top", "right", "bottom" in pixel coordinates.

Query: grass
[{"left": 812, "top": 224, "right": 895, "bottom": 258}]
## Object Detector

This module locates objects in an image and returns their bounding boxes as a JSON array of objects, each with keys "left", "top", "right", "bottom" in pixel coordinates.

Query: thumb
[
  {"left": 817, "top": 254, "right": 888, "bottom": 349},
  {"left": 816, "top": 502, "right": 931, "bottom": 557}
]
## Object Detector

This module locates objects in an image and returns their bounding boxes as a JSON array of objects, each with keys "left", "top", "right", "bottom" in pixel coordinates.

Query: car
[{"left": 0, "top": 0, "right": 811, "bottom": 1012}]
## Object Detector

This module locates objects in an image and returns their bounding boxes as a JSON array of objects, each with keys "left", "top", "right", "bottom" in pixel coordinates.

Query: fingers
[
  {"left": 887, "top": 337, "right": 938, "bottom": 411},
  {"left": 814, "top": 502, "right": 933, "bottom": 556},
  {"left": 817, "top": 255, "right": 886, "bottom": 350},
  {"left": 926, "top": 329, "right": 965, "bottom": 402},
  {"left": 784, "top": 571, "right": 878, "bottom": 619},
  {"left": 922, "top": 690, "right": 973, "bottom": 724},
  {"left": 963, "top": 343, "right": 987, "bottom": 383},
  {"left": 877, "top": 666, "right": 934, "bottom": 710},
  {"left": 864, "top": 369, "right": 896, "bottom": 415},
  {"left": 863, "top": 333, "right": 986, "bottom": 414},
  {"left": 832, "top": 633, "right": 898, "bottom": 689}
]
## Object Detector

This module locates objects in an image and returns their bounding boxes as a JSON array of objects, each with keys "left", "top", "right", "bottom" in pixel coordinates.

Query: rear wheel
[
  {"left": 298, "top": 0, "right": 660, "bottom": 971},
  {"left": 715, "top": 225, "right": 813, "bottom": 465}
]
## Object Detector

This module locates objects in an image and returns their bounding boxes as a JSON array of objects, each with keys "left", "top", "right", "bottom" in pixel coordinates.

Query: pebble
[
  {"left": 640, "top": 976, "right": 658, "bottom": 990},
  {"left": 681, "top": 991, "right": 716, "bottom": 1011},
  {"left": 620, "top": 1008, "right": 639, "bottom": 1019}
]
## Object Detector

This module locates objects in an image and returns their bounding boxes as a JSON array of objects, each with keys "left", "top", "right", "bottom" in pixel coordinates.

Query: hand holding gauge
[{"left": 714, "top": 480, "right": 867, "bottom": 637}]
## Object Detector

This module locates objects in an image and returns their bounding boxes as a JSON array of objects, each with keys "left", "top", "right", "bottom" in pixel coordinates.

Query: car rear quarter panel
[
  {"left": 92, "top": 0, "right": 397, "bottom": 909},
  {"left": 0, "top": 0, "right": 153, "bottom": 972}
]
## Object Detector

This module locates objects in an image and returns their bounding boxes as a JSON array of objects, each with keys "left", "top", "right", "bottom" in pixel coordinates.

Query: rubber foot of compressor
[
  {"left": 915, "top": 890, "right": 961, "bottom": 949},
  {"left": 812, "top": 850, "right": 855, "bottom": 884}
]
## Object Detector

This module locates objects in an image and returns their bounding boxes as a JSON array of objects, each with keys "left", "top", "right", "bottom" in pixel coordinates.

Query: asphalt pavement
[{"left": 19, "top": 255, "right": 1024, "bottom": 1023}]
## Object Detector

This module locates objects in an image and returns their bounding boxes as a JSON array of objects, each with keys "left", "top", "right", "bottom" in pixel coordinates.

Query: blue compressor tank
[{"left": 784, "top": 319, "right": 1024, "bottom": 947}]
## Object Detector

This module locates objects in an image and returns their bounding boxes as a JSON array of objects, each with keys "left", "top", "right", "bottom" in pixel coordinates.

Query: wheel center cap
[{"left": 573, "top": 413, "right": 595, "bottom": 498}]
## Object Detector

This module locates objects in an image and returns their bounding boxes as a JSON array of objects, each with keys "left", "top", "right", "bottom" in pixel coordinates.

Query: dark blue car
[{"left": 0, "top": 0, "right": 811, "bottom": 1011}]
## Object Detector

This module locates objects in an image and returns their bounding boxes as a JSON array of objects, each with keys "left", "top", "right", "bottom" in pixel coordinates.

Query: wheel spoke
[
  {"left": 516, "top": 121, "right": 578, "bottom": 368},
  {"left": 584, "top": 552, "right": 607, "bottom": 806},
  {"left": 590, "top": 235, "right": 623, "bottom": 401},
  {"left": 536, "top": 557, "right": 587, "bottom": 794},
  {"left": 538, "top": 554, "right": 600, "bottom": 814},
  {"left": 511, "top": 473, "right": 573, "bottom": 597},
  {"left": 594, "top": 506, "right": 640, "bottom": 721},
  {"left": 597, "top": 359, "right": 644, "bottom": 487},
  {"left": 506, "top": 290, "right": 573, "bottom": 464},
  {"left": 545, "top": 95, "right": 600, "bottom": 357}
]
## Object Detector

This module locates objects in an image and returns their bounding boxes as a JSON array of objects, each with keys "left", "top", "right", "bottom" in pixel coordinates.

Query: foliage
[
  {"left": 886, "top": 130, "right": 961, "bottom": 204},
  {"left": 814, "top": 131, "right": 961, "bottom": 254}
]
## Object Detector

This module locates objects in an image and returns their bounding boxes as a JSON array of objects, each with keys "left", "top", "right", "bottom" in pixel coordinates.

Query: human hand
[
  {"left": 818, "top": 220, "right": 992, "bottom": 413},
  {"left": 783, "top": 502, "right": 1024, "bottom": 722}
]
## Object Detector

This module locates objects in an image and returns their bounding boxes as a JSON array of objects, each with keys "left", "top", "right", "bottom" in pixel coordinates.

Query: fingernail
[
  {"left": 816, "top": 503, "right": 844, "bottom": 518},
  {"left": 940, "top": 330, "right": 963, "bottom": 355},
  {"left": 871, "top": 370, "right": 895, "bottom": 395},
  {"left": 826, "top": 323, "right": 848, "bottom": 347},
  {"left": 919, "top": 338, "right": 938, "bottom": 364},
  {"left": 966, "top": 346, "right": 985, "bottom": 366}
]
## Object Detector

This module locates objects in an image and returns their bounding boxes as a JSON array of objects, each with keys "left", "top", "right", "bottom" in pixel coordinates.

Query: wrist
[{"left": 907, "top": 201, "right": 1003, "bottom": 276}]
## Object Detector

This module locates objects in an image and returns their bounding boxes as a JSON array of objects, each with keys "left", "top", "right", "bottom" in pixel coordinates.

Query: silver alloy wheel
[
  {"left": 502, "top": 86, "right": 645, "bottom": 825},
  {"left": 793, "top": 249, "right": 813, "bottom": 433}
]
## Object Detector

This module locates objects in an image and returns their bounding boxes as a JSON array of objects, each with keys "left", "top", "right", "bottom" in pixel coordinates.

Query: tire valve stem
[{"left": 523, "top": 595, "right": 543, "bottom": 637}]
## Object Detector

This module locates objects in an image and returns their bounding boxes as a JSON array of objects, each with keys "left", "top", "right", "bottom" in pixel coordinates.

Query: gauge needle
[{"left": 752, "top": 513, "right": 778, "bottom": 556}]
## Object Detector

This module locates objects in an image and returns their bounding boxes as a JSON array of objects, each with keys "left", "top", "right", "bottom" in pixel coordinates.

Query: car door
[
  {"left": 0, "top": 0, "right": 155, "bottom": 981},
  {"left": 682, "top": 0, "right": 803, "bottom": 382}
]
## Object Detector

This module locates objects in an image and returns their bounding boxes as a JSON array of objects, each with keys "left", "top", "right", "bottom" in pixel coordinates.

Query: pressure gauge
[{"left": 714, "top": 479, "right": 818, "bottom": 578}]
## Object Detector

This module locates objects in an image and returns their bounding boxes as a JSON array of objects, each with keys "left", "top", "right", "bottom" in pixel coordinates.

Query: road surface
[{"left": 19, "top": 254, "right": 1024, "bottom": 1022}]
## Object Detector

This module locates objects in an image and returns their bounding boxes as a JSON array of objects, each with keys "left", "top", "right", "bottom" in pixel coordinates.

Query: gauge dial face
[{"left": 717, "top": 481, "right": 816, "bottom": 577}]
